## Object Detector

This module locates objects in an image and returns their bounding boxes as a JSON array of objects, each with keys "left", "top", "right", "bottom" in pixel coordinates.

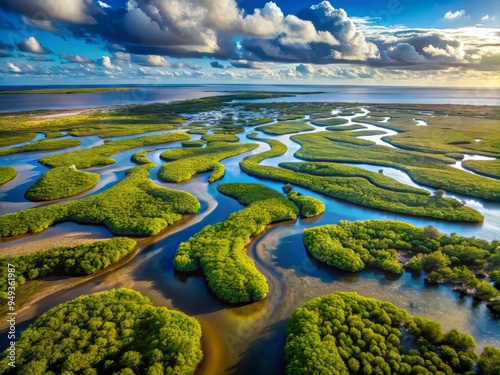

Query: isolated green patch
[
  {"left": 0, "top": 237, "right": 136, "bottom": 302},
  {"left": 0, "top": 288, "right": 203, "bottom": 375},
  {"left": 287, "top": 190, "right": 325, "bottom": 218},
  {"left": 286, "top": 292, "right": 491, "bottom": 375},
  {"left": 40, "top": 131, "right": 189, "bottom": 168},
  {"left": 0, "top": 164, "right": 200, "bottom": 237},
  {"left": 0, "top": 167, "right": 16, "bottom": 185},
  {"left": 25, "top": 165, "right": 100, "bottom": 201},
  {"left": 173, "top": 183, "right": 298, "bottom": 303},
  {"left": 462, "top": 159, "right": 500, "bottom": 179},
  {"left": 201, "top": 133, "right": 239, "bottom": 142},
  {"left": 182, "top": 140, "right": 206, "bottom": 147},
  {"left": 311, "top": 117, "right": 349, "bottom": 126},
  {"left": 0, "top": 138, "right": 82, "bottom": 156},
  {"left": 158, "top": 141, "right": 258, "bottom": 183},
  {"left": 257, "top": 122, "right": 315, "bottom": 135}
]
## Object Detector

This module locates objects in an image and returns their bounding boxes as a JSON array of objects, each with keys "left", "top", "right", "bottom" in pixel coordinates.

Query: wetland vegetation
[
  {"left": 0, "top": 289, "right": 203, "bottom": 375},
  {"left": 0, "top": 166, "right": 16, "bottom": 185},
  {"left": 25, "top": 165, "right": 100, "bottom": 201},
  {"left": 286, "top": 292, "right": 497, "bottom": 375},
  {"left": 304, "top": 220, "right": 500, "bottom": 312},
  {"left": 0, "top": 164, "right": 200, "bottom": 237},
  {"left": 173, "top": 183, "right": 298, "bottom": 303},
  {"left": 1, "top": 93, "right": 499, "bottom": 374},
  {"left": 0, "top": 237, "right": 136, "bottom": 302}
]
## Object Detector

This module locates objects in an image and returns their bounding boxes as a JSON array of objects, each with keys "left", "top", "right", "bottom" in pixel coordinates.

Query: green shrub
[
  {"left": 0, "top": 166, "right": 16, "bottom": 185},
  {"left": 40, "top": 132, "right": 190, "bottom": 168},
  {"left": 25, "top": 165, "right": 100, "bottom": 201},
  {"left": 158, "top": 142, "right": 257, "bottom": 183},
  {"left": 286, "top": 292, "right": 482, "bottom": 375},
  {"left": 173, "top": 183, "right": 298, "bottom": 303},
  {"left": 0, "top": 164, "right": 200, "bottom": 237},
  {"left": 240, "top": 136, "right": 483, "bottom": 222},
  {"left": 0, "top": 237, "right": 136, "bottom": 302},
  {"left": 287, "top": 190, "right": 325, "bottom": 217},
  {"left": 0, "top": 138, "right": 82, "bottom": 156},
  {"left": 0, "top": 289, "right": 203, "bottom": 375},
  {"left": 257, "top": 122, "right": 314, "bottom": 135}
]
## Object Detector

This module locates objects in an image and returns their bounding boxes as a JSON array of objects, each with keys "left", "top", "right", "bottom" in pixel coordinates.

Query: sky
[{"left": 0, "top": 0, "right": 498, "bottom": 86}]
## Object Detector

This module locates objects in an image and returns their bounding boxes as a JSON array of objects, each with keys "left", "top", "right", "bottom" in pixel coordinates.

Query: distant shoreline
[{"left": 0, "top": 87, "right": 136, "bottom": 95}]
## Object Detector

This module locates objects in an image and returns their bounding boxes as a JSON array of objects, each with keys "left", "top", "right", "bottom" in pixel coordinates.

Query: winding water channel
[{"left": 0, "top": 103, "right": 499, "bottom": 374}]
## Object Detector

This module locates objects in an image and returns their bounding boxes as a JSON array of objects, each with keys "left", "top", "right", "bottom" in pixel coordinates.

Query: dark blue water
[{"left": 0, "top": 84, "right": 498, "bottom": 112}]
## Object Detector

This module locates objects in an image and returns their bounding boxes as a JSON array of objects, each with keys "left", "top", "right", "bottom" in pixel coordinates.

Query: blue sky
[{"left": 0, "top": 0, "right": 498, "bottom": 86}]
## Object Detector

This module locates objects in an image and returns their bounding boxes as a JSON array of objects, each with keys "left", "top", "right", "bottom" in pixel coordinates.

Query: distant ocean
[{"left": 0, "top": 84, "right": 498, "bottom": 112}]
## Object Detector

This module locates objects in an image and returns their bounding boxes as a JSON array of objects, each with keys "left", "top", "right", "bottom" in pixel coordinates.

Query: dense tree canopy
[
  {"left": 173, "top": 183, "right": 298, "bottom": 303},
  {"left": 286, "top": 292, "right": 496, "bottom": 375},
  {"left": 25, "top": 165, "right": 100, "bottom": 201},
  {"left": 0, "top": 289, "right": 203, "bottom": 374},
  {"left": 240, "top": 136, "right": 484, "bottom": 222},
  {"left": 0, "top": 164, "right": 200, "bottom": 237},
  {"left": 304, "top": 220, "right": 500, "bottom": 312},
  {"left": 0, "top": 237, "right": 136, "bottom": 303}
]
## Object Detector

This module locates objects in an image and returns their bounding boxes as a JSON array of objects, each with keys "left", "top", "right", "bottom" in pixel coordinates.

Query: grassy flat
[
  {"left": 310, "top": 117, "right": 349, "bottom": 126},
  {"left": 292, "top": 131, "right": 500, "bottom": 201},
  {"left": 0, "top": 138, "right": 81, "bottom": 156},
  {"left": 173, "top": 183, "right": 298, "bottom": 303},
  {"left": 25, "top": 165, "right": 100, "bottom": 201},
  {"left": 326, "top": 124, "right": 366, "bottom": 131},
  {"left": 40, "top": 131, "right": 189, "bottom": 168},
  {"left": 240, "top": 135, "right": 483, "bottom": 222},
  {"left": 0, "top": 164, "right": 200, "bottom": 237},
  {"left": 0, "top": 166, "right": 16, "bottom": 185},
  {"left": 158, "top": 141, "right": 258, "bottom": 183},
  {"left": 257, "top": 122, "right": 315, "bottom": 135},
  {"left": 462, "top": 159, "right": 500, "bottom": 179},
  {"left": 0, "top": 289, "right": 203, "bottom": 374}
]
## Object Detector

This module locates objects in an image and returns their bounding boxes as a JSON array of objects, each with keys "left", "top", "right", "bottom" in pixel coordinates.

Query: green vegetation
[
  {"left": 40, "top": 132, "right": 189, "bottom": 168},
  {"left": 0, "top": 167, "right": 16, "bottom": 185},
  {"left": 173, "top": 183, "right": 298, "bottom": 303},
  {"left": 292, "top": 131, "right": 500, "bottom": 201},
  {"left": 326, "top": 124, "right": 366, "bottom": 131},
  {"left": 304, "top": 220, "right": 500, "bottom": 311},
  {"left": 0, "top": 237, "right": 136, "bottom": 302},
  {"left": 240, "top": 136, "right": 483, "bottom": 222},
  {"left": 130, "top": 150, "right": 152, "bottom": 165},
  {"left": 462, "top": 159, "right": 500, "bottom": 179},
  {"left": 257, "top": 122, "right": 315, "bottom": 135},
  {"left": 286, "top": 292, "right": 494, "bottom": 375},
  {"left": 182, "top": 140, "right": 206, "bottom": 147},
  {"left": 187, "top": 128, "right": 208, "bottom": 134},
  {"left": 0, "top": 289, "right": 202, "bottom": 374},
  {"left": 311, "top": 117, "right": 349, "bottom": 126},
  {"left": 277, "top": 115, "right": 304, "bottom": 121},
  {"left": 247, "top": 117, "right": 273, "bottom": 126},
  {"left": 201, "top": 133, "right": 239, "bottom": 142},
  {"left": 0, "top": 164, "right": 200, "bottom": 237},
  {"left": 287, "top": 190, "right": 325, "bottom": 217},
  {"left": 0, "top": 138, "right": 82, "bottom": 156},
  {"left": 43, "top": 131, "right": 65, "bottom": 138},
  {"left": 0, "top": 87, "right": 135, "bottom": 94},
  {"left": 158, "top": 141, "right": 258, "bottom": 183},
  {"left": 479, "top": 346, "right": 500, "bottom": 374},
  {"left": 25, "top": 165, "right": 100, "bottom": 201},
  {"left": 280, "top": 162, "right": 428, "bottom": 195}
]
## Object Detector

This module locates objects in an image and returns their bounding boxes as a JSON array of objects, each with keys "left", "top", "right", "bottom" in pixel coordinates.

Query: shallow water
[{"left": 0, "top": 102, "right": 499, "bottom": 373}]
